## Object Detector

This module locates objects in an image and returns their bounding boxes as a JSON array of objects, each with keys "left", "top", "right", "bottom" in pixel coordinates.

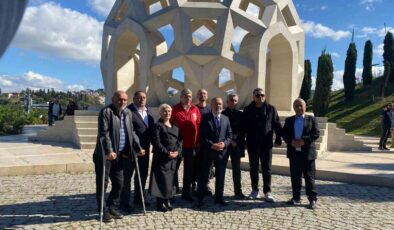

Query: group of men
[{"left": 93, "top": 88, "right": 320, "bottom": 222}]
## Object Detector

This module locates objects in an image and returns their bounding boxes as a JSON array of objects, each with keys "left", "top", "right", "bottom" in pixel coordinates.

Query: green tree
[
  {"left": 383, "top": 32, "right": 394, "bottom": 82},
  {"left": 313, "top": 50, "right": 333, "bottom": 116},
  {"left": 381, "top": 61, "right": 391, "bottom": 97},
  {"left": 300, "top": 60, "right": 312, "bottom": 103},
  {"left": 343, "top": 42, "right": 357, "bottom": 100},
  {"left": 362, "top": 40, "right": 373, "bottom": 86}
]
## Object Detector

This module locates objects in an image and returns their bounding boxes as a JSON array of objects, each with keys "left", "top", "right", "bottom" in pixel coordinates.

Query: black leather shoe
[
  {"left": 214, "top": 198, "right": 228, "bottom": 206},
  {"left": 102, "top": 210, "right": 113, "bottom": 223},
  {"left": 234, "top": 192, "right": 246, "bottom": 199},
  {"left": 286, "top": 198, "right": 301, "bottom": 205},
  {"left": 164, "top": 200, "right": 173, "bottom": 211},
  {"left": 108, "top": 207, "right": 123, "bottom": 219},
  {"left": 182, "top": 194, "right": 194, "bottom": 202},
  {"left": 120, "top": 205, "right": 133, "bottom": 214},
  {"left": 157, "top": 203, "right": 168, "bottom": 212},
  {"left": 383, "top": 147, "right": 390, "bottom": 150},
  {"left": 308, "top": 200, "right": 317, "bottom": 209}
]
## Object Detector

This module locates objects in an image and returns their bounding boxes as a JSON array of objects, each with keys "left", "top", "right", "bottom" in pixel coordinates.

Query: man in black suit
[
  {"left": 197, "top": 97, "right": 232, "bottom": 206},
  {"left": 222, "top": 93, "right": 246, "bottom": 199},
  {"left": 241, "top": 88, "right": 282, "bottom": 202},
  {"left": 120, "top": 91, "right": 154, "bottom": 213},
  {"left": 282, "top": 98, "right": 319, "bottom": 209}
]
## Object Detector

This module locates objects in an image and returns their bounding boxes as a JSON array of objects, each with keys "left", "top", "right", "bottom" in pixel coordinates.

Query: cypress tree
[
  {"left": 362, "top": 40, "right": 373, "bottom": 86},
  {"left": 381, "top": 61, "right": 391, "bottom": 97},
  {"left": 383, "top": 32, "right": 394, "bottom": 82},
  {"left": 313, "top": 50, "right": 333, "bottom": 116},
  {"left": 300, "top": 60, "right": 312, "bottom": 103},
  {"left": 343, "top": 42, "right": 357, "bottom": 100}
]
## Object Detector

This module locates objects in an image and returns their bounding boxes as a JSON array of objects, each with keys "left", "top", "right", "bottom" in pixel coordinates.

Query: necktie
[{"left": 215, "top": 116, "right": 220, "bottom": 131}]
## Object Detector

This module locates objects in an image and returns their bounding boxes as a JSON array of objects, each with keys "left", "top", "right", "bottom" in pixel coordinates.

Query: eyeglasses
[{"left": 254, "top": 94, "right": 265, "bottom": 98}]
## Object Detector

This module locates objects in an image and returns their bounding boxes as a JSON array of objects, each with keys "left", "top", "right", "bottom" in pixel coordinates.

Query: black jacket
[
  {"left": 48, "top": 102, "right": 62, "bottom": 116},
  {"left": 241, "top": 101, "right": 282, "bottom": 150},
  {"left": 93, "top": 104, "right": 141, "bottom": 160},
  {"left": 222, "top": 107, "right": 245, "bottom": 155},
  {"left": 380, "top": 109, "right": 391, "bottom": 128},
  {"left": 199, "top": 113, "right": 232, "bottom": 159},
  {"left": 128, "top": 103, "right": 155, "bottom": 150},
  {"left": 282, "top": 115, "right": 320, "bottom": 160}
]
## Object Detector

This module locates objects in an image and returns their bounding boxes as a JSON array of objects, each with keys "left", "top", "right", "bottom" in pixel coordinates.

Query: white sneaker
[
  {"left": 264, "top": 192, "right": 275, "bottom": 203},
  {"left": 248, "top": 190, "right": 260, "bottom": 200}
]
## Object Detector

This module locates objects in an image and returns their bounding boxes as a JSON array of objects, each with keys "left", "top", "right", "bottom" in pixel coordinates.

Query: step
[
  {"left": 80, "top": 142, "right": 96, "bottom": 150},
  {"left": 76, "top": 122, "right": 98, "bottom": 128},
  {"left": 74, "top": 116, "right": 99, "bottom": 122},
  {"left": 79, "top": 135, "right": 96, "bottom": 143},
  {"left": 77, "top": 128, "right": 98, "bottom": 135}
]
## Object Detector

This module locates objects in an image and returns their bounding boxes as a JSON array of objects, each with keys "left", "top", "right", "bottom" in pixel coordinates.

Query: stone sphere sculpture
[{"left": 101, "top": 0, "right": 304, "bottom": 110}]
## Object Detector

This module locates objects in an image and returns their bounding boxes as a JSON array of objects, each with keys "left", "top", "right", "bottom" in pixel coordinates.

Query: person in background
[
  {"left": 379, "top": 103, "right": 392, "bottom": 150},
  {"left": 65, "top": 100, "right": 78, "bottom": 116},
  {"left": 149, "top": 104, "right": 182, "bottom": 212},
  {"left": 48, "top": 98, "right": 62, "bottom": 126}
]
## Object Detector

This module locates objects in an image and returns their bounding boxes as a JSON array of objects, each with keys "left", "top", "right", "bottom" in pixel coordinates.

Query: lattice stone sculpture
[{"left": 101, "top": 0, "right": 304, "bottom": 110}]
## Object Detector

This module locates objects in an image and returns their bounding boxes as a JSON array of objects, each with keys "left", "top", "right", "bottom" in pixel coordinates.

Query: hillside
[{"left": 324, "top": 77, "right": 394, "bottom": 137}]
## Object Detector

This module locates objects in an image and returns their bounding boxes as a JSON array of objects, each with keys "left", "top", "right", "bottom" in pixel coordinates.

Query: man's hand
[
  {"left": 137, "top": 149, "right": 145, "bottom": 157},
  {"left": 211, "top": 142, "right": 225, "bottom": 151},
  {"left": 291, "top": 139, "right": 305, "bottom": 148},
  {"left": 107, "top": 152, "right": 117, "bottom": 160},
  {"left": 169, "top": 151, "right": 178, "bottom": 159},
  {"left": 217, "top": 142, "right": 225, "bottom": 150}
]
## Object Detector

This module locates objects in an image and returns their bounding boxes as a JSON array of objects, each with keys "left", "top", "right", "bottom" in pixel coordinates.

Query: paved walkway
[{"left": 0, "top": 171, "right": 393, "bottom": 229}]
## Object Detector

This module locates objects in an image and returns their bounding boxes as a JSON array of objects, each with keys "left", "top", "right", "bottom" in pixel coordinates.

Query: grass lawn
[{"left": 315, "top": 77, "right": 394, "bottom": 137}]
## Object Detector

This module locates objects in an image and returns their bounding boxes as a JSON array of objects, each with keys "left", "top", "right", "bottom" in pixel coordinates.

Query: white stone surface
[{"left": 101, "top": 0, "right": 304, "bottom": 110}]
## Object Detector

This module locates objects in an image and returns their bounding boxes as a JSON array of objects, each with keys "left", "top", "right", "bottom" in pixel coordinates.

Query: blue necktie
[{"left": 215, "top": 116, "right": 220, "bottom": 132}]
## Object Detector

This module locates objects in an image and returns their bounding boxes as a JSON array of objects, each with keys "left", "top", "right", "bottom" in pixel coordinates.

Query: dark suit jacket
[
  {"left": 199, "top": 113, "right": 232, "bottom": 159},
  {"left": 282, "top": 114, "right": 320, "bottom": 160},
  {"left": 128, "top": 103, "right": 155, "bottom": 151},
  {"left": 93, "top": 105, "right": 142, "bottom": 160}
]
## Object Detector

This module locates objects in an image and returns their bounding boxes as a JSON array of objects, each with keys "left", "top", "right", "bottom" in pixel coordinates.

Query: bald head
[{"left": 112, "top": 90, "right": 128, "bottom": 111}]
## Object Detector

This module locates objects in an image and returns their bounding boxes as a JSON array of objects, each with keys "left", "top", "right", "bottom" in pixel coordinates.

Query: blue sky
[{"left": 0, "top": 0, "right": 393, "bottom": 92}]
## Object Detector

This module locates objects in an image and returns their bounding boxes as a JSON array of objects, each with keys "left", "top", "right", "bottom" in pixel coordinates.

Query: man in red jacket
[{"left": 171, "top": 89, "right": 201, "bottom": 202}]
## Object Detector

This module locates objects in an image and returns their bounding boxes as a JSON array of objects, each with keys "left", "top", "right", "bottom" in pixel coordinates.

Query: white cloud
[
  {"left": 301, "top": 20, "right": 351, "bottom": 41},
  {"left": 320, "top": 5, "right": 328, "bottom": 11},
  {"left": 374, "top": 43, "right": 384, "bottom": 56},
  {"left": 231, "top": 27, "right": 249, "bottom": 52},
  {"left": 360, "top": 0, "right": 382, "bottom": 11},
  {"left": 12, "top": 2, "right": 103, "bottom": 63},
  {"left": 331, "top": 52, "right": 340, "bottom": 58},
  {"left": 0, "top": 71, "right": 86, "bottom": 93},
  {"left": 359, "top": 26, "right": 394, "bottom": 38},
  {"left": 87, "top": 0, "right": 116, "bottom": 17}
]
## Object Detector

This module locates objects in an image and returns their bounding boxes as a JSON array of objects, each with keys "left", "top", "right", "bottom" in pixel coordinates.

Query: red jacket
[{"left": 171, "top": 103, "right": 201, "bottom": 148}]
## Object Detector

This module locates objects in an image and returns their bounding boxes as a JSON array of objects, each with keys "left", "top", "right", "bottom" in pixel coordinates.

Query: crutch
[
  {"left": 99, "top": 137, "right": 106, "bottom": 230},
  {"left": 133, "top": 151, "right": 146, "bottom": 215}
]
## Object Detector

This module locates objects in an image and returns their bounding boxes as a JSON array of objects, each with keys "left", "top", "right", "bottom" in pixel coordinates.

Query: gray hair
[
  {"left": 159, "top": 103, "right": 172, "bottom": 113},
  {"left": 293, "top": 98, "right": 306, "bottom": 106},
  {"left": 180, "top": 88, "right": 192, "bottom": 96},
  {"left": 227, "top": 92, "right": 238, "bottom": 99}
]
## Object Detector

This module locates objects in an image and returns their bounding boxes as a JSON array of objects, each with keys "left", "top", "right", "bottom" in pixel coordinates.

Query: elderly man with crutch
[{"left": 93, "top": 90, "right": 145, "bottom": 225}]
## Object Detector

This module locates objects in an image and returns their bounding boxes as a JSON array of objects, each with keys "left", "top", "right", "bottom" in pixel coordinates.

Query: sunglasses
[{"left": 254, "top": 94, "right": 265, "bottom": 98}]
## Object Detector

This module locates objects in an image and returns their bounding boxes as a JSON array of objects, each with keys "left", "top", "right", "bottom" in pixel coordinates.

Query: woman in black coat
[
  {"left": 379, "top": 103, "right": 392, "bottom": 150},
  {"left": 149, "top": 104, "right": 182, "bottom": 212}
]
